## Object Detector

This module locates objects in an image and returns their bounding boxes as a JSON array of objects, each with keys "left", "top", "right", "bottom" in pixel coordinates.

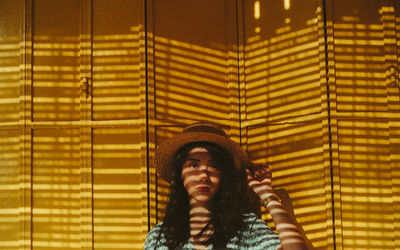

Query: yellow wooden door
[
  {"left": 325, "top": 0, "right": 400, "bottom": 249},
  {"left": 28, "top": 1, "right": 82, "bottom": 248},
  {"left": 240, "top": 0, "right": 333, "bottom": 249},
  {"left": 0, "top": 0, "right": 23, "bottom": 249},
  {"left": 0, "top": 0, "right": 147, "bottom": 249},
  {"left": 90, "top": 1, "right": 147, "bottom": 249}
]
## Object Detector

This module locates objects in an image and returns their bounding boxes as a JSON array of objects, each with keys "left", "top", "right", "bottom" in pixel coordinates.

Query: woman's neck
[{"left": 189, "top": 202, "right": 214, "bottom": 249}]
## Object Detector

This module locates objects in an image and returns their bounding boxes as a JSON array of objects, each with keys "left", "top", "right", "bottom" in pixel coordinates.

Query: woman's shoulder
[
  {"left": 147, "top": 222, "right": 163, "bottom": 235},
  {"left": 144, "top": 223, "right": 167, "bottom": 249},
  {"left": 242, "top": 213, "right": 276, "bottom": 235},
  {"left": 236, "top": 213, "right": 281, "bottom": 249}
]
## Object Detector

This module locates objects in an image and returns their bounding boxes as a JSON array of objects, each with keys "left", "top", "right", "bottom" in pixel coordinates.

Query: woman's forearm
[{"left": 265, "top": 200, "right": 307, "bottom": 250}]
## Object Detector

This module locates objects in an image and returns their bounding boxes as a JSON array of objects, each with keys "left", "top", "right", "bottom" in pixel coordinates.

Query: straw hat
[{"left": 154, "top": 122, "right": 249, "bottom": 182}]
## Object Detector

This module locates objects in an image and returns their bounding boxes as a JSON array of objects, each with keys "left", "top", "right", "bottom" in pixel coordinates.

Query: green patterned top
[{"left": 144, "top": 213, "right": 281, "bottom": 249}]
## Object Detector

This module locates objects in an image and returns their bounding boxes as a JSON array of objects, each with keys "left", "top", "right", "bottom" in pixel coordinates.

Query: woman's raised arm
[{"left": 246, "top": 163, "right": 308, "bottom": 250}]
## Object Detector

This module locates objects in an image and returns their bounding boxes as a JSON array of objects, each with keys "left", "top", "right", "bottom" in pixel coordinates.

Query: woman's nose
[{"left": 198, "top": 166, "right": 210, "bottom": 179}]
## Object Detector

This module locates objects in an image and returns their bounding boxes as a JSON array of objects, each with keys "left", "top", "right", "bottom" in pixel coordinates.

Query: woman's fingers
[
  {"left": 248, "top": 163, "right": 271, "bottom": 180},
  {"left": 246, "top": 163, "right": 276, "bottom": 198},
  {"left": 246, "top": 169, "right": 271, "bottom": 186}
]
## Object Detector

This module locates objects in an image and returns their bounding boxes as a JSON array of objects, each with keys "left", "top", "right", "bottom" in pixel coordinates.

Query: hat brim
[{"left": 154, "top": 131, "right": 249, "bottom": 182}]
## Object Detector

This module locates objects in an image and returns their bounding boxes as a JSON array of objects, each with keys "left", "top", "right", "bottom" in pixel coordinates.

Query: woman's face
[{"left": 181, "top": 147, "right": 221, "bottom": 205}]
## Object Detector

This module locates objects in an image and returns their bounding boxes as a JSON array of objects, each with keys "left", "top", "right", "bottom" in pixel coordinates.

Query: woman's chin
[{"left": 192, "top": 195, "right": 214, "bottom": 204}]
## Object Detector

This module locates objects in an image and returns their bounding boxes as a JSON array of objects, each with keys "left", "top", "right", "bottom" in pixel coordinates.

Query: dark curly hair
[{"left": 158, "top": 141, "right": 259, "bottom": 249}]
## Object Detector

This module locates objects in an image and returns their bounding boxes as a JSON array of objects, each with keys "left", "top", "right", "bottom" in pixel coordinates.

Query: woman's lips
[{"left": 197, "top": 186, "right": 210, "bottom": 192}]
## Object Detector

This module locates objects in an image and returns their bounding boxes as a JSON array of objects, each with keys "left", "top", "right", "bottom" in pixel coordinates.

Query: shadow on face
[{"left": 181, "top": 147, "right": 221, "bottom": 206}]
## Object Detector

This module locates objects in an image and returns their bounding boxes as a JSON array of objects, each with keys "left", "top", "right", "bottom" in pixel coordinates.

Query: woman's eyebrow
[{"left": 186, "top": 158, "right": 200, "bottom": 162}]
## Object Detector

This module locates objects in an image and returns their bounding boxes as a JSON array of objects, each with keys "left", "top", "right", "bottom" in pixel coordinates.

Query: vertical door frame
[
  {"left": 385, "top": 1, "right": 400, "bottom": 248},
  {"left": 140, "top": 0, "right": 150, "bottom": 239},
  {"left": 145, "top": 0, "right": 157, "bottom": 230},
  {"left": 20, "top": 0, "right": 33, "bottom": 249},
  {"left": 323, "top": 0, "right": 344, "bottom": 248},
  {"left": 322, "top": 0, "right": 341, "bottom": 249},
  {"left": 226, "top": 0, "right": 242, "bottom": 144},
  {"left": 79, "top": 0, "right": 93, "bottom": 249}
]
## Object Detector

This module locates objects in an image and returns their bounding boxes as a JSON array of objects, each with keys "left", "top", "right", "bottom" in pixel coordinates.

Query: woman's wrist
[{"left": 261, "top": 193, "right": 281, "bottom": 208}]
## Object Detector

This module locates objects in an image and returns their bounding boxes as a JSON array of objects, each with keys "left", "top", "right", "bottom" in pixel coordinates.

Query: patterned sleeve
[
  {"left": 144, "top": 223, "right": 168, "bottom": 250},
  {"left": 238, "top": 214, "right": 281, "bottom": 250}
]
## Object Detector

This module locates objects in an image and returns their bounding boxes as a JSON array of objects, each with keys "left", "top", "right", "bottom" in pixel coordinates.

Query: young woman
[{"left": 144, "top": 122, "right": 307, "bottom": 249}]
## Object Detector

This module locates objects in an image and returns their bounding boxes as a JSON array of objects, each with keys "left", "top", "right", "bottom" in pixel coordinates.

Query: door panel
[
  {"left": 91, "top": 1, "right": 148, "bottom": 247},
  {"left": 152, "top": 0, "right": 235, "bottom": 121},
  {"left": 0, "top": 130, "right": 20, "bottom": 249},
  {"left": 0, "top": 1, "right": 22, "bottom": 247},
  {"left": 92, "top": 127, "right": 146, "bottom": 249},
  {"left": 32, "top": 0, "right": 80, "bottom": 121},
  {"left": 92, "top": 0, "right": 141, "bottom": 121},
  {"left": 32, "top": 129, "right": 80, "bottom": 249},
  {"left": 0, "top": 0, "right": 21, "bottom": 123},
  {"left": 243, "top": 0, "right": 324, "bottom": 121},
  {"left": 337, "top": 119, "right": 394, "bottom": 249},
  {"left": 333, "top": 0, "right": 393, "bottom": 113}
]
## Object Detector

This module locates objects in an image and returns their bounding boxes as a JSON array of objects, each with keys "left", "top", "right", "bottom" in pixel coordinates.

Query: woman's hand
[{"left": 246, "top": 162, "right": 275, "bottom": 201}]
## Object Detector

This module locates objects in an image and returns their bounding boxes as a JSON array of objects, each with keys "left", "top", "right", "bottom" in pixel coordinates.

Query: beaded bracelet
[{"left": 262, "top": 193, "right": 281, "bottom": 208}]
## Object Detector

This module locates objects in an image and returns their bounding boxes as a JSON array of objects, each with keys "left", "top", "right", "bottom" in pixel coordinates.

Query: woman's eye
[
  {"left": 188, "top": 163, "right": 197, "bottom": 168},
  {"left": 209, "top": 163, "right": 218, "bottom": 169},
  {"left": 208, "top": 161, "right": 217, "bottom": 169}
]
